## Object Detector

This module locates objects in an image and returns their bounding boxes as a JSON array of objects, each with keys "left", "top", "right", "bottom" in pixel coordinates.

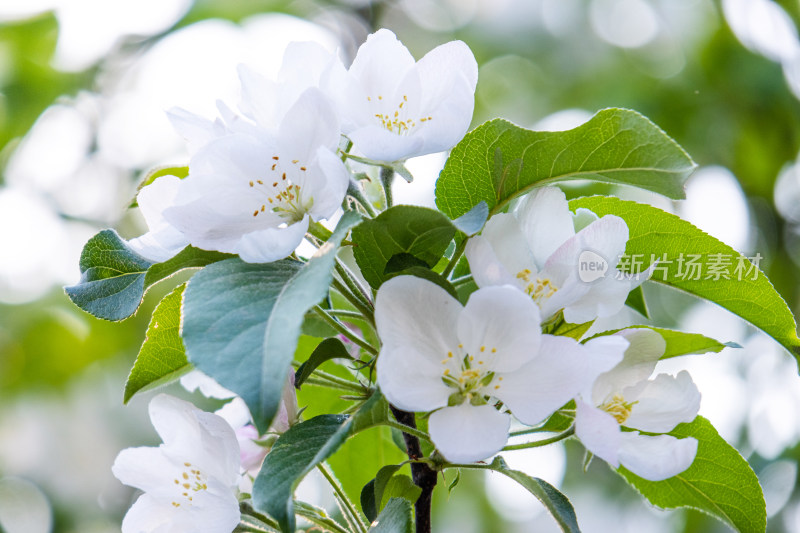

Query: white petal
[
  {"left": 590, "top": 328, "right": 665, "bottom": 404},
  {"left": 618, "top": 433, "right": 698, "bottom": 481},
  {"left": 464, "top": 236, "right": 519, "bottom": 289},
  {"left": 278, "top": 88, "right": 340, "bottom": 163},
  {"left": 149, "top": 394, "right": 204, "bottom": 449},
  {"left": 234, "top": 215, "right": 309, "bottom": 263},
  {"left": 625, "top": 371, "right": 701, "bottom": 433},
  {"left": 347, "top": 125, "right": 424, "bottom": 162},
  {"left": 562, "top": 273, "right": 638, "bottom": 323},
  {"left": 113, "top": 446, "right": 179, "bottom": 497},
  {"left": 183, "top": 478, "right": 241, "bottom": 532},
  {"left": 457, "top": 286, "right": 541, "bottom": 372},
  {"left": 181, "top": 370, "right": 237, "bottom": 399},
  {"left": 412, "top": 40, "right": 477, "bottom": 155},
  {"left": 374, "top": 276, "right": 461, "bottom": 363},
  {"left": 349, "top": 29, "right": 416, "bottom": 98},
  {"left": 304, "top": 146, "right": 350, "bottom": 221},
  {"left": 496, "top": 335, "right": 624, "bottom": 425},
  {"left": 192, "top": 410, "right": 241, "bottom": 486},
  {"left": 576, "top": 215, "right": 629, "bottom": 266},
  {"left": 516, "top": 187, "right": 575, "bottom": 270},
  {"left": 376, "top": 346, "right": 451, "bottom": 413},
  {"left": 479, "top": 213, "right": 537, "bottom": 280},
  {"left": 237, "top": 65, "right": 281, "bottom": 127},
  {"left": 128, "top": 175, "right": 189, "bottom": 263},
  {"left": 121, "top": 494, "right": 174, "bottom": 533},
  {"left": 574, "top": 399, "right": 621, "bottom": 467},
  {"left": 428, "top": 404, "right": 509, "bottom": 463},
  {"left": 167, "top": 107, "right": 225, "bottom": 153}
]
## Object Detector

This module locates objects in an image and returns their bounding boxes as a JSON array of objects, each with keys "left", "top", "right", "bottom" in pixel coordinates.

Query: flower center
[
  {"left": 171, "top": 461, "right": 208, "bottom": 508},
  {"left": 440, "top": 344, "right": 501, "bottom": 404},
  {"left": 248, "top": 155, "right": 308, "bottom": 222},
  {"left": 599, "top": 394, "right": 637, "bottom": 425},
  {"left": 367, "top": 94, "right": 433, "bottom": 136},
  {"left": 516, "top": 269, "right": 558, "bottom": 305}
]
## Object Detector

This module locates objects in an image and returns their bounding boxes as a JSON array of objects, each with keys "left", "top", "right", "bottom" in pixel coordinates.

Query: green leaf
[
  {"left": 183, "top": 212, "right": 361, "bottom": 432},
  {"left": 570, "top": 196, "right": 800, "bottom": 362},
  {"left": 124, "top": 284, "right": 190, "bottom": 403},
  {"left": 360, "top": 464, "right": 420, "bottom": 523},
  {"left": 435, "top": 109, "right": 696, "bottom": 219},
  {"left": 361, "top": 465, "right": 401, "bottom": 522},
  {"left": 551, "top": 318, "right": 595, "bottom": 341},
  {"left": 368, "top": 498, "right": 413, "bottom": 533},
  {"left": 486, "top": 456, "right": 580, "bottom": 533},
  {"left": 618, "top": 416, "right": 765, "bottom": 533},
  {"left": 294, "top": 338, "right": 352, "bottom": 388},
  {"left": 253, "top": 391, "right": 387, "bottom": 533},
  {"left": 352, "top": 205, "right": 456, "bottom": 289},
  {"left": 253, "top": 415, "right": 351, "bottom": 533},
  {"left": 586, "top": 326, "right": 736, "bottom": 359},
  {"left": 625, "top": 285, "right": 650, "bottom": 318},
  {"left": 143, "top": 245, "right": 234, "bottom": 288},
  {"left": 65, "top": 229, "right": 232, "bottom": 321},
  {"left": 65, "top": 230, "right": 154, "bottom": 321}
]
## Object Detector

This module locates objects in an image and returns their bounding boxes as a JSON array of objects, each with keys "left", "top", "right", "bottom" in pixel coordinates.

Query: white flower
[
  {"left": 131, "top": 42, "right": 349, "bottom": 264},
  {"left": 466, "top": 186, "right": 646, "bottom": 324},
  {"left": 574, "top": 328, "right": 701, "bottom": 481},
  {"left": 327, "top": 28, "right": 478, "bottom": 162},
  {"left": 112, "top": 394, "right": 241, "bottom": 533},
  {"left": 160, "top": 86, "right": 349, "bottom": 263},
  {"left": 374, "top": 275, "right": 628, "bottom": 463}
]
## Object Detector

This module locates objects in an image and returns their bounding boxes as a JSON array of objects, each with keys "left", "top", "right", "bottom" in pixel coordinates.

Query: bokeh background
[{"left": 2, "top": 0, "right": 800, "bottom": 531}]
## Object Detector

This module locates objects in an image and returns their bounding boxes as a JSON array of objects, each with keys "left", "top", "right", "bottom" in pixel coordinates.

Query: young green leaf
[
  {"left": 368, "top": 498, "right": 413, "bottom": 533},
  {"left": 486, "top": 456, "right": 581, "bottom": 533},
  {"left": 625, "top": 285, "right": 650, "bottom": 318},
  {"left": 618, "top": 416, "right": 766, "bottom": 533},
  {"left": 123, "top": 284, "right": 190, "bottom": 403},
  {"left": 183, "top": 212, "right": 361, "bottom": 432},
  {"left": 65, "top": 230, "right": 154, "bottom": 321},
  {"left": 570, "top": 196, "right": 800, "bottom": 363},
  {"left": 435, "top": 109, "right": 696, "bottom": 219},
  {"left": 295, "top": 338, "right": 353, "bottom": 388},
  {"left": 586, "top": 326, "right": 736, "bottom": 359},
  {"left": 253, "top": 415, "right": 351, "bottom": 533},
  {"left": 352, "top": 205, "right": 456, "bottom": 289},
  {"left": 65, "top": 229, "right": 232, "bottom": 321},
  {"left": 253, "top": 392, "right": 387, "bottom": 533},
  {"left": 360, "top": 464, "right": 421, "bottom": 522}
]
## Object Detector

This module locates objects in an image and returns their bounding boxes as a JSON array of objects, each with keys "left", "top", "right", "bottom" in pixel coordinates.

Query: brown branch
[{"left": 389, "top": 405, "right": 438, "bottom": 533}]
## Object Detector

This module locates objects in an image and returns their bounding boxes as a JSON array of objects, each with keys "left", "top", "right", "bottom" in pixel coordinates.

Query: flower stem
[
  {"left": 381, "top": 166, "right": 394, "bottom": 208},
  {"left": 314, "top": 305, "right": 378, "bottom": 356},
  {"left": 335, "top": 259, "right": 374, "bottom": 311},
  {"left": 302, "top": 374, "right": 365, "bottom": 393},
  {"left": 327, "top": 308, "right": 367, "bottom": 320},
  {"left": 383, "top": 419, "right": 432, "bottom": 443},
  {"left": 442, "top": 238, "right": 468, "bottom": 279},
  {"left": 502, "top": 427, "right": 575, "bottom": 451},
  {"left": 346, "top": 178, "right": 379, "bottom": 218},
  {"left": 239, "top": 502, "right": 281, "bottom": 532},
  {"left": 390, "top": 405, "right": 438, "bottom": 533},
  {"left": 331, "top": 278, "right": 375, "bottom": 325},
  {"left": 318, "top": 463, "right": 368, "bottom": 533}
]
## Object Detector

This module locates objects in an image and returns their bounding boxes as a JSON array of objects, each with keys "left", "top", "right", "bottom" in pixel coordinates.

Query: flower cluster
[
  {"left": 109, "top": 26, "right": 714, "bottom": 533},
  {"left": 129, "top": 29, "right": 478, "bottom": 264},
  {"left": 376, "top": 190, "right": 701, "bottom": 476}
]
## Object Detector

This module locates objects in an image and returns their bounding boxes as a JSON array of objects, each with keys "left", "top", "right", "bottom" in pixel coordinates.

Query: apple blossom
[
  {"left": 159, "top": 87, "right": 349, "bottom": 263},
  {"left": 466, "top": 186, "right": 647, "bottom": 324},
  {"left": 112, "top": 394, "right": 240, "bottom": 533},
  {"left": 327, "top": 28, "right": 478, "bottom": 162},
  {"left": 127, "top": 175, "right": 189, "bottom": 263},
  {"left": 574, "top": 328, "right": 701, "bottom": 481},
  {"left": 374, "top": 275, "right": 628, "bottom": 463}
]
